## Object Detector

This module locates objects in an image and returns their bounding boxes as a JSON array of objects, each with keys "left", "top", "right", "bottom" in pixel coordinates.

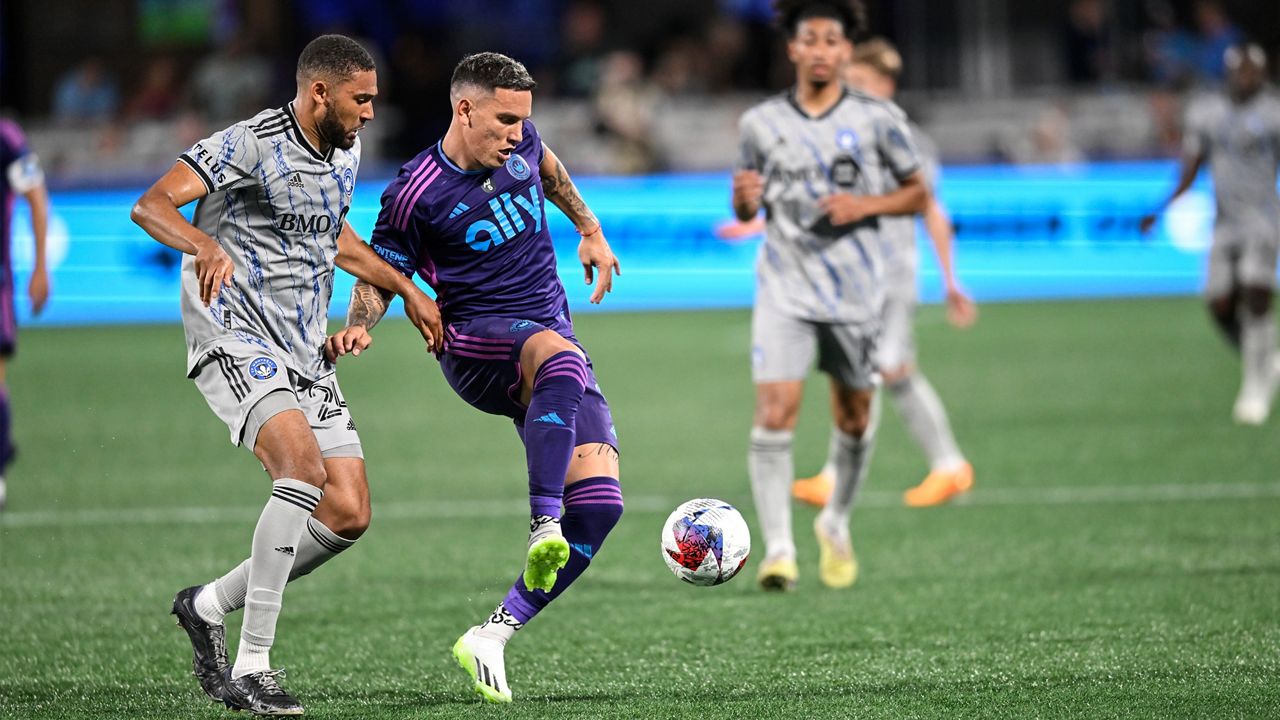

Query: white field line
[{"left": 2, "top": 482, "right": 1278, "bottom": 530}]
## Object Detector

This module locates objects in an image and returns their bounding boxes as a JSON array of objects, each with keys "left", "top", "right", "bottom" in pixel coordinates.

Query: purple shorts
[
  {"left": 439, "top": 317, "right": 619, "bottom": 450},
  {"left": 0, "top": 283, "right": 16, "bottom": 358}
]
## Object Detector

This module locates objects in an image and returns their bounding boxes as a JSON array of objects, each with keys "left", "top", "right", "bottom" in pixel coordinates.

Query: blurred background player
[
  {"left": 330, "top": 52, "right": 623, "bottom": 703},
  {"left": 1141, "top": 43, "right": 1280, "bottom": 425},
  {"left": 792, "top": 37, "right": 978, "bottom": 509},
  {"left": 0, "top": 118, "right": 51, "bottom": 512},
  {"left": 733, "top": 0, "right": 926, "bottom": 592},
  {"left": 131, "top": 35, "right": 441, "bottom": 715}
]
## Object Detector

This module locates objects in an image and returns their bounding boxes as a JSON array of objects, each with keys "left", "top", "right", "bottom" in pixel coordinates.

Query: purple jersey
[
  {"left": 370, "top": 120, "right": 568, "bottom": 326},
  {"left": 1, "top": 120, "right": 39, "bottom": 278}
]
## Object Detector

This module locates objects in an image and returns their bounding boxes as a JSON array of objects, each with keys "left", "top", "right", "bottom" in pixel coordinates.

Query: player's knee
[
  {"left": 287, "top": 456, "right": 328, "bottom": 490},
  {"left": 1208, "top": 297, "right": 1235, "bottom": 324},
  {"left": 835, "top": 413, "right": 871, "bottom": 439},
  {"left": 534, "top": 349, "right": 589, "bottom": 396},
  {"left": 327, "top": 504, "right": 371, "bottom": 539},
  {"left": 881, "top": 363, "right": 913, "bottom": 386},
  {"left": 1243, "top": 287, "right": 1273, "bottom": 317}
]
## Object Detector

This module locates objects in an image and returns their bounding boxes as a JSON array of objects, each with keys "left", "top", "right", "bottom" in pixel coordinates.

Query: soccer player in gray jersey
[
  {"left": 1142, "top": 44, "right": 1280, "bottom": 425},
  {"left": 733, "top": 0, "right": 927, "bottom": 591},
  {"left": 131, "top": 35, "right": 442, "bottom": 715},
  {"left": 793, "top": 38, "right": 978, "bottom": 509}
]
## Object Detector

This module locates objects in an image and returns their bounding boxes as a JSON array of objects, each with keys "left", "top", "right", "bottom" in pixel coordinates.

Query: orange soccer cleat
[
  {"left": 792, "top": 470, "right": 834, "bottom": 507},
  {"left": 903, "top": 462, "right": 974, "bottom": 507}
]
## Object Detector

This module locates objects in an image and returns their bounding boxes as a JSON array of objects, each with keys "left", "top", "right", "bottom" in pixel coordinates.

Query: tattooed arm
[
  {"left": 327, "top": 222, "right": 443, "bottom": 362},
  {"left": 539, "top": 143, "right": 621, "bottom": 304}
]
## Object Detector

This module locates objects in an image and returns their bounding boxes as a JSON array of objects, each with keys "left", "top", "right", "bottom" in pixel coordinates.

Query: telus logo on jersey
[{"left": 465, "top": 185, "right": 544, "bottom": 252}]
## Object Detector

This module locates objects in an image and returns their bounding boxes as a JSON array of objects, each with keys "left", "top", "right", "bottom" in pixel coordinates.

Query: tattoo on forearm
[
  {"left": 542, "top": 156, "right": 598, "bottom": 229},
  {"left": 347, "top": 280, "right": 392, "bottom": 329}
]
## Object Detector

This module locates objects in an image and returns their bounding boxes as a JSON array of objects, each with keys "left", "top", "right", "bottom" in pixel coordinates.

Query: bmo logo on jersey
[
  {"left": 278, "top": 206, "right": 349, "bottom": 236},
  {"left": 464, "top": 185, "right": 543, "bottom": 252}
]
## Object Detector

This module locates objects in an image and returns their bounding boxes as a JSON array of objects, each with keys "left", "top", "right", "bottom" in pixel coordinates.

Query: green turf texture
[{"left": 1, "top": 297, "right": 1278, "bottom": 718}]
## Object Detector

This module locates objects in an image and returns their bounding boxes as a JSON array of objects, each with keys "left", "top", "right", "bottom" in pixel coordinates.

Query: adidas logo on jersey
[
  {"left": 533, "top": 412, "right": 566, "bottom": 425},
  {"left": 274, "top": 546, "right": 295, "bottom": 556},
  {"left": 286, "top": 172, "right": 304, "bottom": 188},
  {"left": 449, "top": 202, "right": 471, "bottom": 218}
]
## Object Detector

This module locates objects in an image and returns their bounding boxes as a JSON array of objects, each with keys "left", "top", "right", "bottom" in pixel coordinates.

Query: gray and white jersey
[
  {"left": 177, "top": 103, "right": 360, "bottom": 381},
  {"left": 879, "top": 122, "right": 940, "bottom": 295},
  {"left": 1184, "top": 91, "right": 1280, "bottom": 234},
  {"left": 738, "top": 89, "right": 921, "bottom": 324}
]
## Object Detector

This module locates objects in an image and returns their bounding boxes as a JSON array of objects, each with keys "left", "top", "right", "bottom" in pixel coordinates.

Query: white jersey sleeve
[{"left": 179, "top": 123, "right": 264, "bottom": 195}]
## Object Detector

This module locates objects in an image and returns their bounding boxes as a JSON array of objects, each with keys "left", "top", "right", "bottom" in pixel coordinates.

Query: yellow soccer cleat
[
  {"left": 903, "top": 462, "right": 974, "bottom": 507},
  {"left": 756, "top": 555, "right": 798, "bottom": 592},
  {"left": 814, "top": 517, "right": 858, "bottom": 588},
  {"left": 792, "top": 469, "right": 834, "bottom": 507}
]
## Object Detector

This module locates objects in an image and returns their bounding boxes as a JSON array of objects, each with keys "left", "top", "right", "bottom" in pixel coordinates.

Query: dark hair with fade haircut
[
  {"left": 450, "top": 52, "right": 537, "bottom": 96},
  {"left": 296, "top": 34, "right": 375, "bottom": 83},
  {"left": 773, "top": 0, "right": 868, "bottom": 41}
]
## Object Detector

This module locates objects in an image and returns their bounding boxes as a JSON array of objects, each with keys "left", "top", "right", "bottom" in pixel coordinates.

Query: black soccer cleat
[
  {"left": 221, "top": 668, "right": 305, "bottom": 716},
  {"left": 171, "top": 585, "right": 229, "bottom": 703}
]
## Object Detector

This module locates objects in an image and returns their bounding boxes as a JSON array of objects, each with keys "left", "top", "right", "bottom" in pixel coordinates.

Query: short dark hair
[
  {"left": 774, "top": 0, "right": 868, "bottom": 40},
  {"left": 297, "top": 34, "right": 375, "bottom": 83},
  {"left": 450, "top": 52, "right": 537, "bottom": 97}
]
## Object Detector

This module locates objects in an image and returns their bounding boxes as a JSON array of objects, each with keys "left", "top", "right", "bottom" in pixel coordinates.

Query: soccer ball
[{"left": 660, "top": 498, "right": 751, "bottom": 586}]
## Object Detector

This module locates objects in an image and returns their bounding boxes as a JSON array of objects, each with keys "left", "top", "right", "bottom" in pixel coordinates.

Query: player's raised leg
[
  {"left": 814, "top": 380, "right": 878, "bottom": 588},
  {"left": 514, "top": 330, "right": 588, "bottom": 591},
  {"left": 891, "top": 365, "right": 973, "bottom": 507},
  {"left": 458, "top": 417, "right": 623, "bottom": 703}
]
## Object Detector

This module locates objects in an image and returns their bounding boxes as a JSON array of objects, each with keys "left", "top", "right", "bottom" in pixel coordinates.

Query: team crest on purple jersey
[{"left": 506, "top": 153, "right": 531, "bottom": 181}]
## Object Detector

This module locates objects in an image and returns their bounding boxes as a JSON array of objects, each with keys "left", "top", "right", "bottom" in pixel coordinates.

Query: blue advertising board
[{"left": 6, "top": 161, "right": 1230, "bottom": 326}]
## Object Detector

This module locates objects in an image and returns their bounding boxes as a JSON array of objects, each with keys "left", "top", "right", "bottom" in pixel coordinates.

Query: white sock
[
  {"left": 233, "top": 478, "right": 323, "bottom": 679},
  {"left": 748, "top": 427, "right": 795, "bottom": 561},
  {"left": 1240, "top": 311, "right": 1276, "bottom": 402},
  {"left": 474, "top": 603, "right": 524, "bottom": 647},
  {"left": 195, "top": 517, "right": 356, "bottom": 626},
  {"left": 889, "top": 373, "right": 966, "bottom": 472},
  {"left": 818, "top": 396, "right": 879, "bottom": 531}
]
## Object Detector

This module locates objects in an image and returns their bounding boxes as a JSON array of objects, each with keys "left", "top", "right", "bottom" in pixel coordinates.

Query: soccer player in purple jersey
[
  {"left": 0, "top": 118, "right": 51, "bottom": 512},
  {"left": 326, "top": 52, "right": 622, "bottom": 704}
]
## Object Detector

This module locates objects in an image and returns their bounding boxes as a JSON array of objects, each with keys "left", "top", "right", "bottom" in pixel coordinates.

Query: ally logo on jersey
[{"left": 465, "top": 182, "right": 544, "bottom": 252}]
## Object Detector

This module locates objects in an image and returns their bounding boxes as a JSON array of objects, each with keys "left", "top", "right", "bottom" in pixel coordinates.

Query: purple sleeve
[
  {"left": 369, "top": 180, "right": 420, "bottom": 279},
  {"left": 0, "top": 120, "right": 30, "bottom": 158}
]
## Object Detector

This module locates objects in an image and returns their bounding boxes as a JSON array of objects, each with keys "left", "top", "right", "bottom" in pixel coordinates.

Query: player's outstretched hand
[
  {"left": 402, "top": 290, "right": 443, "bottom": 354},
  {"left": 579, "top": 228, "right": 621, "bottom": 304},
  {"left": 818, "top": 193, "right": 872, "bottom": 226},
  {"left": 194, "top": 239, "right": 234, "bottom": 306},
  {"left": 1138, "top": 214, "right": 1159, "bottom": 235},
  {"left": 28, "top": 265, "right": 49, "bottom": 317},
  {"left": 945, "top": 286, "right": 978, "bottom": 329},
  {"left": 326, "top": 325, "right": 373, "bottom": 363},
  {"left": 732, "top": 170, "right": 764, "bottom": 209}
]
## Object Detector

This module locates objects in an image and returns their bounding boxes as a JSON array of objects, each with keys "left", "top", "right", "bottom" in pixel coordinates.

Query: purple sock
[
  {"left": 524, "top": 351, "right": 588, "bottom": 520},
  {"left": 0, "top": 385, "right": 11, "bottom": 471},
  {"left": 502, "top": 476, "right": 624, "bottom": 623}
]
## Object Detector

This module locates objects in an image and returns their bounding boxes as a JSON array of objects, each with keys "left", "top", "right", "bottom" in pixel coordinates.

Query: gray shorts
[
  {"left": 190, "top": 343, "right": 362, "bottom": 458},
  {"left": 751, "top": 298, "right": 880, "bottom": 390},
  {"left": 876, "top": 291, "right": 916, "bottom": 372},
  {"left": 1205, "top": 223, "right": 1280, "bottom": 298}
]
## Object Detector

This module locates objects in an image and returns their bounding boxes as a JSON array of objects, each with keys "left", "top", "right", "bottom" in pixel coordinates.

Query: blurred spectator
[
  {"left": 387, "top": 31, "right": 452, "bottom": 160},
  {"left": 52, "top": 58, "right": 120, "bottom": 124},
  {"left": 190, "top": 37, "right": 272, "bottom": 121},
  {"left": 1028, "top": 105, "right": 1085, "bottom": 165},
  {"left": 555, "top": 0, "right": 608, "bottom": 98},
  {"left": 1188, "top": 0, "right": 1241, "bottom": 83},
  {"left": 1064, "top": 0, "right": 1114, "bottom": 84},
  {"left": 652, "top": 36, "right": 711, "bottom": 97},
  {"left": 125, "top": 57, "right": 183, "bottom": 121},
  {"left": 592, "top": 50, "right": 663, "bottom": 173}
]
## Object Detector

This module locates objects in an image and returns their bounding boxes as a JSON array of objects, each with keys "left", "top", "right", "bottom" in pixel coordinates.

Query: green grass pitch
[{"left": 1, "top": 297, "right": 1278, "bottom": 718}]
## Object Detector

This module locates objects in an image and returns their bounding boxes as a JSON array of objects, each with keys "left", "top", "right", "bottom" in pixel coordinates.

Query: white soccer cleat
[
  {"left": 1232, "top": 394, "right": 1269, "bottom": 426},
  {"left": 452, "top": 627, "right": 512, "bottom": 703}
]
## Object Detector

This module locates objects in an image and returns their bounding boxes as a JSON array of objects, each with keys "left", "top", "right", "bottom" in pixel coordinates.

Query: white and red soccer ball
[{"left": 660, "top": 498, "right": 751, "bottom": 586}]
